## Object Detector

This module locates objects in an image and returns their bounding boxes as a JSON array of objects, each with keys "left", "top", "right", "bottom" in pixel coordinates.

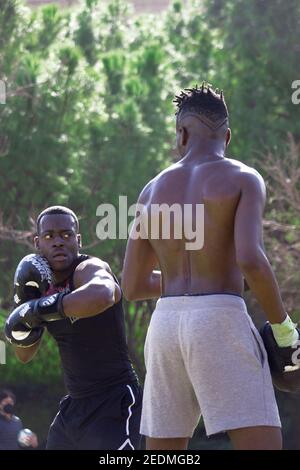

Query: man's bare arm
[
  {"left": 122, "top": 189, "right": 161, "bottom": 301},
  {"left": 122, "top": 225, "right": 161, "bottom": 301},
  {"left": 234, "top": 170, "right": 286, "bottom": 324},
  {"left": 63, "top": 258, "right": 121, "bottom": 318}
]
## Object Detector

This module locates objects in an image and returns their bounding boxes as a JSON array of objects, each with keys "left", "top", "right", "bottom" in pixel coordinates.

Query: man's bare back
[{"left": 141, "top": 157, "right": 257, "bottom": 297}]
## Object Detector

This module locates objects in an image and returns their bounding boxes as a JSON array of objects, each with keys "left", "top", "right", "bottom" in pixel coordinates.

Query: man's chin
[{"left": 50, "top": 259, "right": 72, "bottom": 272}]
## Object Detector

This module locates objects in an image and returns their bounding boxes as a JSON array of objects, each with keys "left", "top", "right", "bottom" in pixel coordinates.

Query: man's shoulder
[
  {"left": 75, "top": 255, "right": 110, "bottom": 272},
  {"left": 72, "top": 256, "right": 115, "bottom": 290},
  {"left": 138, "top": 164, "right": 181, "bottom": 202},
  {"left": 224, "top": 160, "right": 266, "bottom": 203},
  {"left": 224, "top": 157, "right": 255, "bottom": 172},
  {"left": 225, "top": 158, "right": 265, "bottom": 185}
]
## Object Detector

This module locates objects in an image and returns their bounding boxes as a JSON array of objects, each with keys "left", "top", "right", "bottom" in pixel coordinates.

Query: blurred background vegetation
[{"left": 0, "top": 0, "right": 300, "bottom": 449}]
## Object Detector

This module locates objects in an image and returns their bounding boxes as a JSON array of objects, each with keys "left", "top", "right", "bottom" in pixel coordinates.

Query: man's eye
[
  {"left": 63, "top": 233, "right": 71, "bottom": 239},
  {"left": 44, "top": 234, "right": 51, "bottom": 240}
]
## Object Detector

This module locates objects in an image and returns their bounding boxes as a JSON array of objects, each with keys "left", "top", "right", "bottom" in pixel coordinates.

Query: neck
[
  {"left": 53, "top": 269, "right": 73, "bottom": 284},
  {"left": 53, "top": 255, "right": 80, "bottom": 284},
  {"left": 180, "top": 141, "right": 225, "bottom": 164}
]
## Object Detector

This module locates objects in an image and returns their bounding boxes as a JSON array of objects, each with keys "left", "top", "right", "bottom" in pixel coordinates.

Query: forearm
[
  {"left": 124, "top": 270, "right": 161, "bottom": 301},
  {"left": 239, "top": 256, "right": 286, "bottom": 324},
  {"left": 15, "top": 341, "right": 41, "bottom": 364},
  {"left": 63, "top": 281, "right": 116, "bottom": 318}
]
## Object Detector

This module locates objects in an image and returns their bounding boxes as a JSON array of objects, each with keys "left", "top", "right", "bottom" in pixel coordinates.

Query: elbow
[
  {"left": 97, "top": 286, "right": 115, "bottom": 311},
  {"left": 87, "top": 283, "right": 115, "bottom": 313},
  {"left": 123, "top": 291, "right": 137, "bottom": 302},
  {"left": 121, "top": 287, "right": 136, "bottom": 302},
  {"left": 236, "top": 252, "right": 268, "bottom": 274},
  {"left": 121, "top": 281, "right": 137, "bottom": 302}
]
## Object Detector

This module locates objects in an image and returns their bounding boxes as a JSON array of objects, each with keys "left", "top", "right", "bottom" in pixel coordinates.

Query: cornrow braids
[{"left": 174, "top": 82, "right": 229, "bottom": 130}]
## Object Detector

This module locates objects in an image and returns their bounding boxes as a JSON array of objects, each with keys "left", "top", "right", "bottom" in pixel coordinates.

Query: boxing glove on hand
[
  {"left": 14, "top": 254, "right": 53, "bottom": 307},
  {"left": 5, "top": 311, "right": 44, "bottom": 348},
  {"left": 7, "top": 292, "right": 66, "bottom": 330},
  {"left": 261, "top": 321, "right": 300, "bottom": 372}
]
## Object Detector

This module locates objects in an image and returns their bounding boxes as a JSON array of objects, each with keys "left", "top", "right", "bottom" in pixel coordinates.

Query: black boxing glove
[
  {"left": 13, "top": 254, "right": 53, "bottom": 307},
  {"left": 7, "top": 292, "right": 67, "bottom": 330},
  {"left": 11, "top": 253, "right": 53, "bottom": 345},
  {"left": 260, "top": 321, "right": 300, "bottom": 372},
  {"left": 5, "top": 311, "right": 44, "bottom": 348}
]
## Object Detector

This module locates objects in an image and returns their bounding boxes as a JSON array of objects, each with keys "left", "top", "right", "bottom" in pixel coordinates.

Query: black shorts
[{"left": 46, "top": 382, "right": 142, "bottom": 450}]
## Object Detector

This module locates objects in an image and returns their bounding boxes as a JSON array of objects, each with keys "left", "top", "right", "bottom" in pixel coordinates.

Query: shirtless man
[{"left": 121, "top": 84, "right": 298, "bottom": 450}]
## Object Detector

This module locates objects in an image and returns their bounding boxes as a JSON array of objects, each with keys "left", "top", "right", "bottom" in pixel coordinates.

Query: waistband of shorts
[{"left": 157, "top": 293, "right": 246, "bottom": 311}]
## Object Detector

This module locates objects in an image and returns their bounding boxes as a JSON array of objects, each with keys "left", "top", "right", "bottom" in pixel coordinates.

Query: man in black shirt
[{"left": 5, "top": 206, "right": 142, "bottom": 450}]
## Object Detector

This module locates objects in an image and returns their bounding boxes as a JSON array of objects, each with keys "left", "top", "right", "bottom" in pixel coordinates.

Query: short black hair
[
  {"left": 0, "top": 389, "right": 16, "bottom": 404},
  {"left": 36, "top": 206, "right": 79, "bottom": 233},
  {"left": 174, "top": 83, "right": 229, "bottom": 130}
]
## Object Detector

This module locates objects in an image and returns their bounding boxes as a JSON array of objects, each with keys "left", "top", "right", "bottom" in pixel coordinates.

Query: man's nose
[{"left": 52, "top": 236, "right": 64, "bottom": 247}]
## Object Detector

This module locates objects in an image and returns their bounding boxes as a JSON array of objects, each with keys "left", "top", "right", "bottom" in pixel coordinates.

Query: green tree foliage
[
  {"left": 203, "top": 0, "right": 300, "bottom": 159},
  {"left": 0, "top": 0, "right": 299, "bottom": 425},
  {"left": 0, "top": 0, "right": 175, "bottom": 386},
  {"left": 164, "top": 1, "right": 214, "bottom": 84}
]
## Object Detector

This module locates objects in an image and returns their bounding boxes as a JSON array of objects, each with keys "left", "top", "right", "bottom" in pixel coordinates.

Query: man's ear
[
  {"left": 225, "top": 128, "right": 231, "bottom": 147},
  {"left": 180, "top": 126, "right": 189, "bottom": 147},
  {"left": 34, "top": 235, "right": 39, "bottom": 251},
  {"left": 77, "top": 234, "right": 82, "bottom": 248}
]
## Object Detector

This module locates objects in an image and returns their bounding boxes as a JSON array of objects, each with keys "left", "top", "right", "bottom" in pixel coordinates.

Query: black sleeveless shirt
[{"left": 45, "top": 255, "right": 138, "bottom": 398}]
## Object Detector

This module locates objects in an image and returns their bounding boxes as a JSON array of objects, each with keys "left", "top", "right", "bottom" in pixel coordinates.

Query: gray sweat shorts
[{"left": 140, "top": 294, "right": 281, "bottom": 438}]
